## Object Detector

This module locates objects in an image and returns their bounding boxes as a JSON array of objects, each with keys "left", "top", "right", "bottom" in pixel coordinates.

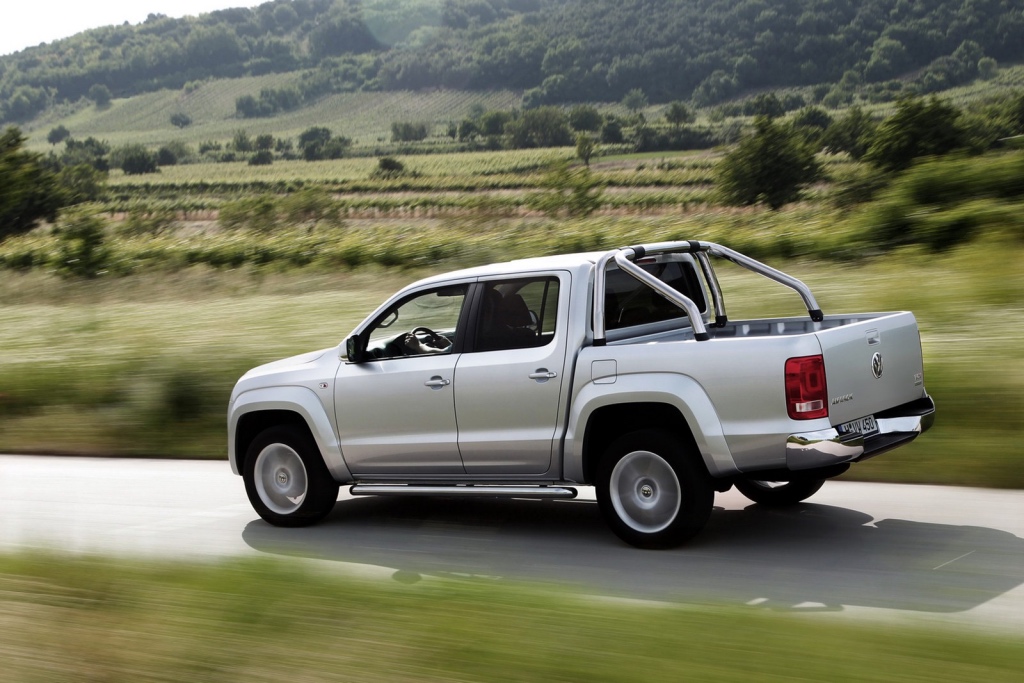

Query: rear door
[{"left": 454, "top": 272, "right": 570, "bottom": 475}]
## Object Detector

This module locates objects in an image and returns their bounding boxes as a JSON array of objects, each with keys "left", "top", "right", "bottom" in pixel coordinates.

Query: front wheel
[
  {"left": 734, "top": 478, "right": 825, "bottom": 507},
  {"left": 596, "top": 429, "right": 714, "bottom": 549},
  {"left": 243, "top": 425, "right": 339, "bottom": 527}
]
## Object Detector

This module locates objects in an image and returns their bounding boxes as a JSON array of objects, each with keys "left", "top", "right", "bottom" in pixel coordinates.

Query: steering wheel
[{"left": 410, "top": 326, "right": 452, "bottom": 349}]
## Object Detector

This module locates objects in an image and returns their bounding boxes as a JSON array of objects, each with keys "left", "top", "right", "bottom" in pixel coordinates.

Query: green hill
[{"left": 3, "top": 0, "right": 1023, "bottom": 124}]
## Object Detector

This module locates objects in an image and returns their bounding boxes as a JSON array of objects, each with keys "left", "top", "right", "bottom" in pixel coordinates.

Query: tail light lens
[{"left": 785, "top": 355, "right": 828, "bottom": 420}]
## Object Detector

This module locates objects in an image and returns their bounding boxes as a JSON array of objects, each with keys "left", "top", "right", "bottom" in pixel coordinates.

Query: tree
[
  {"left": 505, "top": 107, "right": 572, "bottom": 149},
  {"left": 716, "top": 117, "right": 821, "bottom": 210},
  {"left": 664, "top": 101, "right": 694, "bottom": 129},
  {"left": 529, "top": 160, "right": 603, "bottom": 218},
  {"left": 48, "top": 125, "right": 71, "bottom": 145},
  {"left": 170, "top": 113, "right": 192, "bottom": 128},
  {"left": 88, "top": 84, "right": 112, "bottom": 108},
  {"left": 865, "top": 97, "right": 967, "bottom": 172},
  {"left": 622, "top": 88, "right": 648, "bottom": 114},
  {"left": 0, "top": 127, "right": 63, "bottom": 241},
  {"left": 822, "top": 106, "right": 876, "bottom": 160},
  {"left": 298, "top": 126, "right": 351, "bottom": 160},
  {"left": 391, "top": 122, "right": 430, "bottom": 142},
  {"left": 114, "top": 144, "right": 158, "bottom": 175},
  {"left": 568, "top": 105, "right": 602, "bottom": 132},
  {"left": 575, "top": 133, "right": 596, "bottom": 166},
  {"left": 232, "top": 130, "right": 253, "bottom": 153},
  {"left": 56, "top": 209, "right": 109, "bottom": 278}
]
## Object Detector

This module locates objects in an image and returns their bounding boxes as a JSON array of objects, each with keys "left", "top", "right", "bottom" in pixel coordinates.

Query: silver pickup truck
[{"left": 228, "top": 240, "right": 935, "bottom": 548}]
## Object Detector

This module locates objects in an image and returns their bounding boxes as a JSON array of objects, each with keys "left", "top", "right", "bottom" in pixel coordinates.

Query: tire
[
  {"left": 596, "top": 429, "right": 714, "bottom": 549},
  {"left": 243, "top": 425, "right": 340, "bottom": 527},
  {"left": 734, "top": 478, "right": 826, "bottom": 507}
]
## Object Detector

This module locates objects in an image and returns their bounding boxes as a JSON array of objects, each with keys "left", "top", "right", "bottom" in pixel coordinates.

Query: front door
[{"left": 336, "top": 283, "right": 469, "bottom": 475}]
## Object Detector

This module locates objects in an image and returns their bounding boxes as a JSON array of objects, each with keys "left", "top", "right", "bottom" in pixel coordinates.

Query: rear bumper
[{"left": 785, "top": 396, "right": 935, "bottom": 471}]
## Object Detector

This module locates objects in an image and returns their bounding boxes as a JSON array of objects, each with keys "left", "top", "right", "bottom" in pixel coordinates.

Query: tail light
[{"left": 785, "top": 355, "right": 828, "bottom": 420}]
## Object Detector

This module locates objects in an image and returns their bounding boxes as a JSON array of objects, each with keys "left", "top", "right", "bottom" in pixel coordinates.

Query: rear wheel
[
  {"left": 243, "top": 425, "right": 339, "bottom": 527},
  {"left": 596, "top": 429, "right": 714, "bottom": 549},
  {"left": 735, "top": 478, "right": 825, "bottom": 507}
]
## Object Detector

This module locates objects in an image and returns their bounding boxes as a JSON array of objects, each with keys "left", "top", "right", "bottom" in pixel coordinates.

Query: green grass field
[
  {"left": 0, "top": 553, "right": 1020, "bottom": 683},
  {"left": 24, "top": 82, "right": 523, "bottom": 151}
]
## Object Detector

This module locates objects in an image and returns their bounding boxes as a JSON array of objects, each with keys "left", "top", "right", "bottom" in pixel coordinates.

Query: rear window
[{"left": 604, "top": 260, "right": 706, "bottom": 330}]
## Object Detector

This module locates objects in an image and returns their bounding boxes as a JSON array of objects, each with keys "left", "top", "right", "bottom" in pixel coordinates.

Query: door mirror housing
[{"left": 344, "top": 335, "right": 364, "bottom": 363}]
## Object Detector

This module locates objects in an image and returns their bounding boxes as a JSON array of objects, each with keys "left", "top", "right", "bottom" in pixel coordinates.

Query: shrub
[
  {"left": 114, "top": 144, "right": 158, "bottom": 175},
  {"left": 170, "top": 113, "right": 192, "bottom": 128},
  {"left": 716, "top": 117, "right": 821, "bottom": 210},
  {"left": 56, "top": 210, "right": 109, "bottom": 278},
  {"left": 248, "top": 150, "right": 274, "bottom": 166}
]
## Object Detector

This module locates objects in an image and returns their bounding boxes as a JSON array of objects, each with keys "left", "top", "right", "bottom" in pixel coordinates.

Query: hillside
[{"left": 3, "top": 0, "right": 1022, "bottom": 124}]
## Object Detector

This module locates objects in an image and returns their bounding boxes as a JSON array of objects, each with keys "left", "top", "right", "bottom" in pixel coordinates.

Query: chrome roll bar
[{"left": 592, "top": 240, "right": 823, "bottom": 345}]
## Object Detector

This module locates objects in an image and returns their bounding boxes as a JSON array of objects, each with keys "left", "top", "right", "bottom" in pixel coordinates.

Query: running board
[{"left": 349, "top": 484, "right": 577, "bottom": 499}]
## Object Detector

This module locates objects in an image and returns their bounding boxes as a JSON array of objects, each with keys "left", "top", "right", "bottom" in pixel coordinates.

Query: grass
[
  {"left": 24, "top": 84, "right": 522, "bottom": 151},
  {"left": 0, "top": 552, "right": 1020, "bottom": 683}
]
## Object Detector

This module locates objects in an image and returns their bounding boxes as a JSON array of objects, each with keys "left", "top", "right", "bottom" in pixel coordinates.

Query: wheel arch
[
  {"left": 229, "top": 386, "right": 351, "bottom": 483},
  {"left": 565, "top": 373, "right": 738, "bottom": 484}
]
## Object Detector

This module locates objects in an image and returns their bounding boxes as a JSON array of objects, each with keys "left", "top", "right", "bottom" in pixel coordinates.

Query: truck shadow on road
[{"left": 242, "top": 495, "right": 1024, "bottom": 615}]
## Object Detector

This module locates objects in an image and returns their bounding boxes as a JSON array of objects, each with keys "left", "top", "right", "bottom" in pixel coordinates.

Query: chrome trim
[
  {"left": 349, "top": 485, "right": 578, "bottom": 499},
  {"left": 705, "top": 243, "right": 822, "bottom": 316},
  {"left": 695, "top": 251, "right": 726, "bottom": 323},
  {"left": 613, "top": 250, "right": 709, "bottom": 338},
  {"left": 785, "top": 404, "right": 934, "bottom": 471},
  {"left": 591, "top": 240, "right": 823, "bottom": 345}
]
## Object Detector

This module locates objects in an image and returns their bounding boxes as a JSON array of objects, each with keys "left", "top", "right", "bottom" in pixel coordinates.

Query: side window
[
  {"left": 365, "top": 285, "right": 468, "bottom": 360},
  {"left": 476, "top": 277, "right": 560, "bottom": 352},
  {"left": 605, "top": 260, "right": 706, "bottom": 330}
]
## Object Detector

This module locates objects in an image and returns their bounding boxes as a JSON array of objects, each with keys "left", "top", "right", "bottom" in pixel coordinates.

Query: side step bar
[{"left": 349, "top": 485, "right": 578, "bottom": 499}]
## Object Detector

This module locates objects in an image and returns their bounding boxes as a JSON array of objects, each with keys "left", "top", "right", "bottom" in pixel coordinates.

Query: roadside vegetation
[{"left": 0, "top": 553, "right": 1021, "bottom": 683}]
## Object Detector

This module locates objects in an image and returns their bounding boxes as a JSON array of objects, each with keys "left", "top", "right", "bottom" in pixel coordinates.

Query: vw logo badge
[{"left": 871, "top": 352, "right": 883, "bottom": 378}]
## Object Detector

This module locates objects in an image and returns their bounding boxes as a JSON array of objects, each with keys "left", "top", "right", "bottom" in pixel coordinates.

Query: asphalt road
[{"left": 2, "top": 455, "right": 1022, "bottom": 633}]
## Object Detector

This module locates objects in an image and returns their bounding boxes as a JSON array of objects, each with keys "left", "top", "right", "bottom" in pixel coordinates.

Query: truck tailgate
[{"left": 816, "top": 312, "right": 927, "bottom": 427}]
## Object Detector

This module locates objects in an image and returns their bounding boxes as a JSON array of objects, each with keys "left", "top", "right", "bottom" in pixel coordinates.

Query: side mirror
[{"left": 344, "top": 335, "right": 364, "bottom": 363}]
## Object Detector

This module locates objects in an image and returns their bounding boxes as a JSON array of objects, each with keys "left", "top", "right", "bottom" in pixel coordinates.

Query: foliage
[
  {"left": 822, "top": 106, "right": 876, "bottom": 160},
  {"left": 88, "top": 84, "right": 112, "bottom": 107},
  {"left": 56, "top": 209, "right": 109, "bottom": 278},
  {"left": 47, "top": 125, "right": 71, "bottom": 145},
  {"left": 370, "top": 156, "right": 407, "bottom": 180},
  {"left": 391, "top": 121, "right": 430, "bottom": 143},
  {"left": 2, "top": 0, "right": 1023, "bottom": 122},
  {"left": 0, "top": 127, "right": 63, "bottom": 241},
  {"left": 664, "top": 101, "right": 694, "bottom": 128},
  {"left": 622, "top": 88, "right": 648, "bottom": 113},
  {"left": 505, "top": 107, "right": 572, "bottom": 149},
  {"left": 529, "top": 160, "right": 603, "bottom": 218},
  {"left": 865, "top": 97, "right": 968, "bottom": 172},
  {"left": 248, "top": 150, "right": 274, "bottom": 166},
  {"left": 575, "top": 133, "right": 596, "bottom": 166},
  {"left": 298, "top": 126, "right": 351, "bottom": 160},
  {"left": 170, "top": 112, "right": 192, "bottom": 128},
  {"left": 859, "top": 152, "right": 1024, "bottom": 251},
  {"left": 568, "top": 105, "right": 602, "bottom": 132},
  {"left": 57, "top": 136, "right": 111, "bottom": 172},
  {"left": 114, "top": 144, "right": 158, "bottom": 175},
  {"left": 716, "top": 117, "right": 821, "bottom": 210}
]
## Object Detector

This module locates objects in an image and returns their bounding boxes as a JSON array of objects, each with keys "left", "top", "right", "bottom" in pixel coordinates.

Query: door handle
[
  {"left": 528, "top": 370, "right": 558, "bottom": 380},
  {"left": 424, "top": 376, "right": 451, "bottom": 388}
]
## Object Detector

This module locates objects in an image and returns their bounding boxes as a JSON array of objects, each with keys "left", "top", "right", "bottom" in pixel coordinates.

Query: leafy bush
[
  {"left": 248, "top": 150, "right": 274, "bottom": 166},
  {"left": 56, "top": 209, "right": 110, "bottom": 278},
  {"left": 114, "top": 144, "right": 158, "bottom": 175},
  {"left": 716, "top": 117, "right": 821, "bottom": 210}
]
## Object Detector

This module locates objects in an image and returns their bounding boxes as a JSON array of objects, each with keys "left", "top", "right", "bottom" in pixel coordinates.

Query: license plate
[{"left": 838, "top": 415, "right": 878, "bottom": 437}]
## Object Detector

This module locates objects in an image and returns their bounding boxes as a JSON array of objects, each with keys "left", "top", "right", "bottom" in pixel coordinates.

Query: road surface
[{"left": 1, "top": 455, "right": 1022, "bottom": 633}]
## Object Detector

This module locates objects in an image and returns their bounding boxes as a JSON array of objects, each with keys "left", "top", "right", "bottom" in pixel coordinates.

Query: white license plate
[{"left": 838, "top": 415, "right": 878, "bottom": 437}]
